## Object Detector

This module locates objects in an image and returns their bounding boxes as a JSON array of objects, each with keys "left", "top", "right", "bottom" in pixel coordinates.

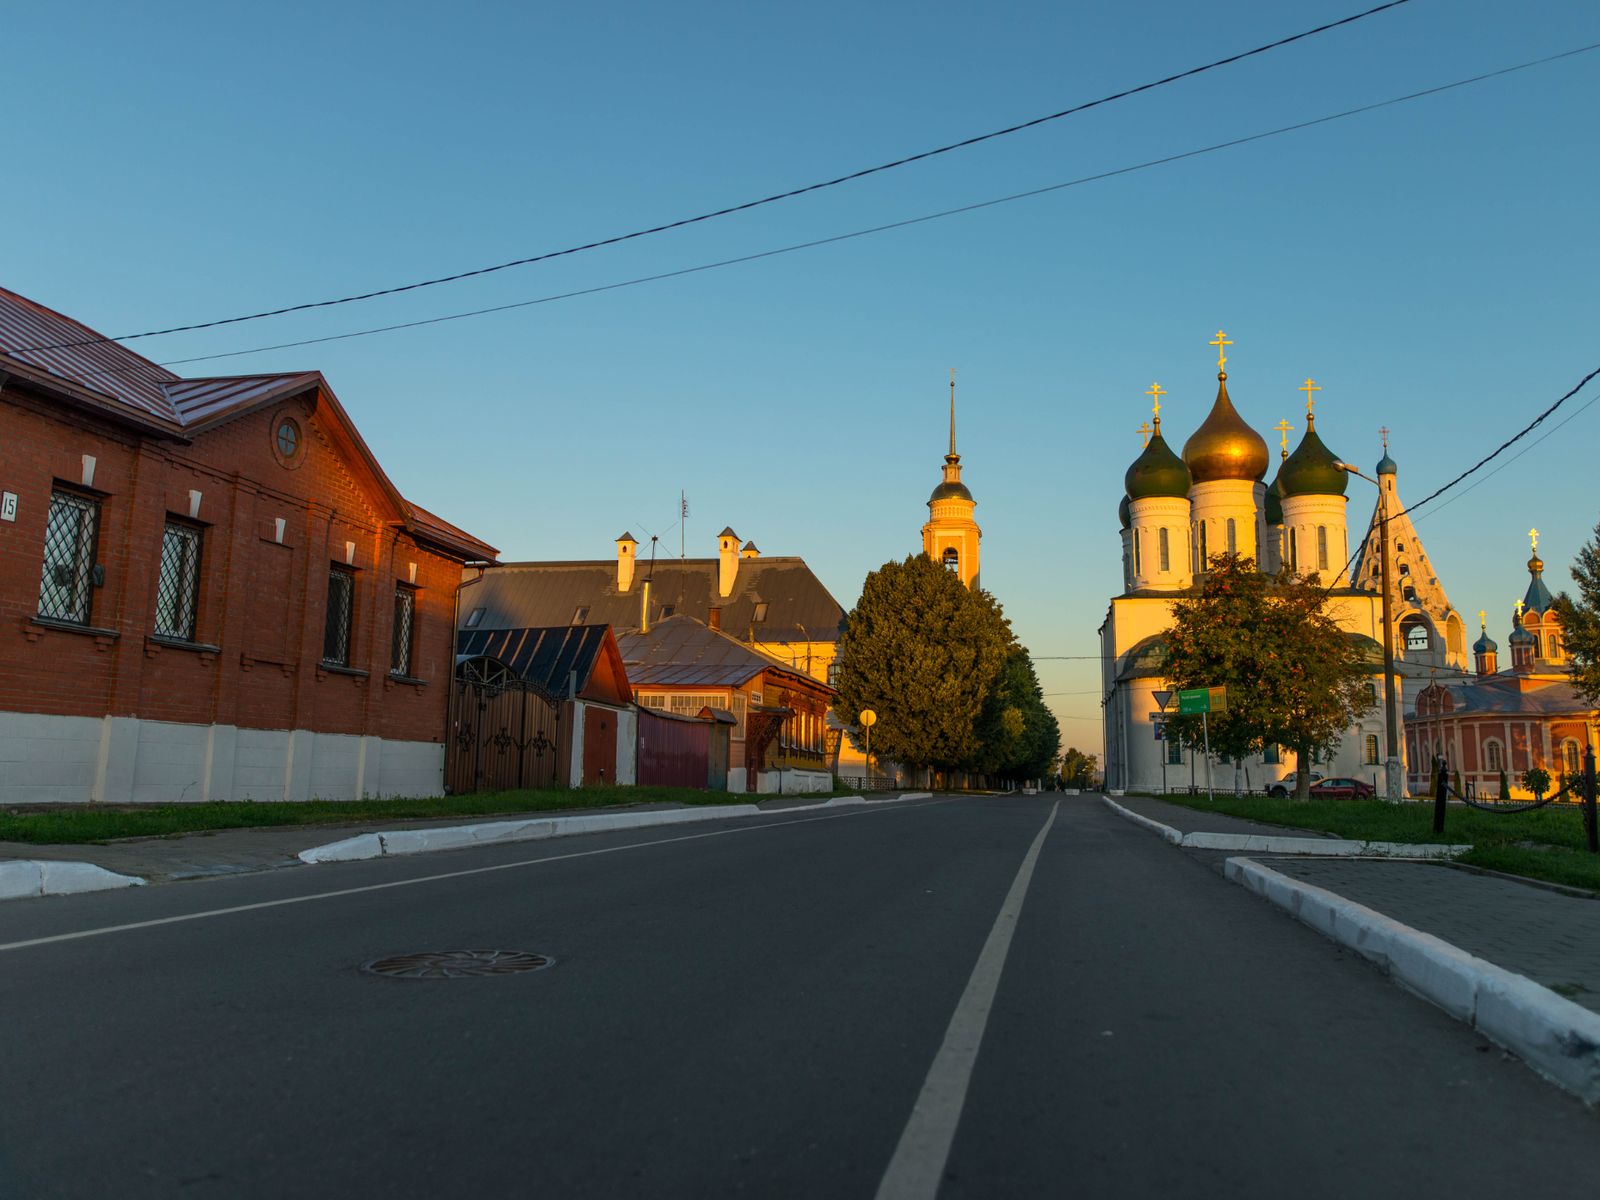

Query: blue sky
[{"left": 7, "top": 0, "right": 1598, "bottom": 755}]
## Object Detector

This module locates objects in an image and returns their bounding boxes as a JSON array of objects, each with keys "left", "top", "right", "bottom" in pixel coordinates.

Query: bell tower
[{"left": 922, "top": 370, "right": 982, "bottom": 589}]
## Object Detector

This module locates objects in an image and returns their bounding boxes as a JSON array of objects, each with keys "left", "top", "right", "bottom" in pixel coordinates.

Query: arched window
[
  {"left": 1485, "top": 740, "right": 1503, "bottom": 773},
  {"left": 1402, "top": 585, "right": 1417, "bottom": 602},
  {"left": 941, "top": 547, "right": 959, "bottom": 573},
  {"left": 1316, "top": 526, "right": 1329, "bottom": 571},
  {"left": 1365, "top": 681, "right": 1378, "bottom": 704},
  {"left": 1404, "top": 621, "right": 1430, "bottom": 652},
  {"left": 1226, "top": 517, "right": 1237, "bottom": 555},
  {"left": 1531, "top": 634, "right": 1542, "bottom": 658},
  {"left": 1548, "top": 631, "right": 1562, "bottom": 660},
  {"left": 1132, "top": 531, "right": 1141, "bottom": 577},
  {"left": 1199, "top": 521, "right": 1208, "bottom": 566},
  {"left": 1563, "top": 740, "right": 1581, "bottom": 776},
  {"left": 1288, "top": 529, "right": 1298, "bottom": 572},
  {"left": 1364, "top": 734, "right": 1380, "bottom": 765},
  {"left": 1158, "top": 527, "right": 1170, "bottom": 573},
  {"left": 1398, "top": 561, "right": 1411, "bottom": 576}
]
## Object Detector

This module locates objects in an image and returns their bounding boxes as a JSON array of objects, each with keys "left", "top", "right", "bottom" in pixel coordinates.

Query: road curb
[
  {"left": 298, "top": 792, "right": 932, "bottom": 864},
  {"left": 0, "top": 859, "right": 146, "bottom": 901},
  {"left": 1226, "top": 855, "right": 1600, "bottom": 1106},
  {"left": 1099, "top": 795, "right": 1470, "bottom": 858}
]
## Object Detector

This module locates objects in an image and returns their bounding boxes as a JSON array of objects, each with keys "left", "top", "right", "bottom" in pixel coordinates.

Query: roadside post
[
  {"left": 859, "top": 709, "right": 877, "bottom": 788},
  {"left": 1432, "top": 755, "right": 1449, "bottom": 835},
  {"left": 1584, "top": 745, "right": 1598, "bottom": 854},
  {"left": 1153, "top": 689, "right": 1173, "bottom": 796},
  {"left": 1177, "top": 687, "right": 1227, "bottom": 804}
]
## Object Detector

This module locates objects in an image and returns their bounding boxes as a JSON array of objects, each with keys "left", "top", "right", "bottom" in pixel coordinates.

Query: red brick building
[{"left": 0, "top": 287, "right": 494, "bottom": 803}]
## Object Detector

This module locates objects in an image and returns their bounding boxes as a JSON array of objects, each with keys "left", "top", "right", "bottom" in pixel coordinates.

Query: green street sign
[{"left": 1177, "top": 686, "right": 1228, "bottom": 715}]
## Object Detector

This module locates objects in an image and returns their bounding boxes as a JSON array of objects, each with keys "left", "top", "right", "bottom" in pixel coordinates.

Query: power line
[
  {"left": 11, "top": 1, "right": 1415, "bottom": 354},
  {"left": 117, "top": 41, "right": 1600, "bottom": 375}
]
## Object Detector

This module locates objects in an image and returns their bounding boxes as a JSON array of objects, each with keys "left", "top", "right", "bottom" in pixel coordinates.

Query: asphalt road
[{"left": 1, "top": 795, "right": 1596, "bottom": 1198}]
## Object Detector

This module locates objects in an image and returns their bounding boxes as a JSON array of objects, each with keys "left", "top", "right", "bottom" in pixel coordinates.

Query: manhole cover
[{"left": 363, "top": 950, "right": 552, "bottom": 979}]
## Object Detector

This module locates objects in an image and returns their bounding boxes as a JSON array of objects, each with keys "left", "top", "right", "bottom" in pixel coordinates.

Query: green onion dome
[
  {"left": 1119, "top": 494, "right": 1131, "bottom": 529},
  {"left": 1183, "top": 375, "right": 1269, "bottom": 483},
  {"left": 1278, "top": 417, "right": 1349, "bottom": 497},
  {"left": 1124, "top": 428, "right": 1192, "bottom": 500}
]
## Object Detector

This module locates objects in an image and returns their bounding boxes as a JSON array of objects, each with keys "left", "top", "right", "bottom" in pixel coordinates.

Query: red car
[{"left": 1308, "top": 777, "right": 1376, "bottom": 801}]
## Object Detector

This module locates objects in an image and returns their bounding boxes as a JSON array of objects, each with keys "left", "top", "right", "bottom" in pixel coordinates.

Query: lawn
[
  {"left": 0, "top": 785, "right": 767, "bottom": 846},
  {"left": 1149, "top": 792, "right": 1600, "bottom": 893}
]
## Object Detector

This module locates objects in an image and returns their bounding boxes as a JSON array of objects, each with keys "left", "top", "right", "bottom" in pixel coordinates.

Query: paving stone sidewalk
[
  {"left": 1262, "top": 858, "right": 1600, "bottom": 1016},
  {"left": 1114, "top": 794, "right": 1339, "bottom": 839}
]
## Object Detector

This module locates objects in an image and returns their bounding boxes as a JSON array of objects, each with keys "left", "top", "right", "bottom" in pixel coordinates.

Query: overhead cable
[{"left": 11, "top": 0, "right": 1414, "bottom": 353}]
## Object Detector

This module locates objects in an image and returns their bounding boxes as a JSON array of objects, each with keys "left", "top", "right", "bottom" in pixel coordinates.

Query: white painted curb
[
  {"left": 1099, "top": 795, "right": 1469, "bottom": 859},
  {"left": 297, "top": 792, "right": 937, "bottom": 865},
  {"left": 1227, "top": 856, "right": 1600, "bottom": 1106},
  {"left": 0, "top": 859, "right": 146, "bottom": 901}
]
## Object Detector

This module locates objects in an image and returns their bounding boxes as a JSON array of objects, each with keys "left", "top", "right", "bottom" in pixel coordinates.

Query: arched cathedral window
[
  {"left": 942, "top": 547, "right": 959, "bottom": 573},
  {"left": 1288, "top": 529, "right": 1298, "bottom": 572},
  {"left": 1364, "top": 734, "right": 1380, "bottom": 765},
  {"left": 1226, "top": 518, "right": 1236, "bottom": 555},
  {"left": 1159, "top": 527, "right": 1170, "bottom": 573},
  {"left": 1317, "top": 526, "right": 1329, "bottom": 571},
  {"left": 1564, "top": 740, "right": 1581, "bottom": 776},
  {"left": 1132, "top": 531, "right": 1141, "bottom": 577},
  {"left": 1485, "top": 740, "right": 1503, "bottom": 773}
]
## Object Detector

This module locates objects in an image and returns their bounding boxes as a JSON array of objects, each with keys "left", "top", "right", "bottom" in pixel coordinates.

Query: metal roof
[
  {"left": 461, "top": 557, "right": 845, "bottom": 642},
  {"left": 1419, "top": 675, "right": 1590, "bottom": 717},
  {"left": 616, "top": 615, "right": 824, "bottom": 690},
  {"left": 456, "top": 625, "right": 618, "bottom": 698}
]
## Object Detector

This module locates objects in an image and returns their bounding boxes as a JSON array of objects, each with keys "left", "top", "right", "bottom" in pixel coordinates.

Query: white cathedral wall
[
  {"left": 1188, "top": 479, "right": 1259, "bottom": 567},
  {"left": 1127, "top": 496, "right": 1192, "bottom": 591},
  {"left": 1280, "top": 494, "right": 1350, "bottom": 584}
]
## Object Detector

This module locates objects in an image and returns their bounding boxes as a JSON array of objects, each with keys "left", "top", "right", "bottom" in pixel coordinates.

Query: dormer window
[
  {"left": 753, "top": 602, "right": 768, "bottom": 622},
  {"left": 465, "top": 606, "right": 486, "bottom": 628},
  {"left": 572, "top": 606, "right": 589, "bottom": 625}
]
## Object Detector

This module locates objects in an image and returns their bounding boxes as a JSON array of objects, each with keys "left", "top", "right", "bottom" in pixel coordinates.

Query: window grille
[
  {"left": 1167, "top": 739, "right": 1183, "bottom": 765},
  {"left": 323, "top": 566, "right": 356, "bottom": 665},
  {"left": 1364, "top": 734, "right": 1380, "bottom": 765},
  {"left": 391, "top": 586, "right": 417, "bottom": 676},
  {"left": 154, "top": 521, "right": 202, "bottom": 640},
  {"left": 39, "top": 490, "right": 99, "bottom": 624}
]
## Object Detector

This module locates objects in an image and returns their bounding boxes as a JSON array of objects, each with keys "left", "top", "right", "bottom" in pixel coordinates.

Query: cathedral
[{"left": 1099, "top": 331, "right": 1468, "bottom": 796}]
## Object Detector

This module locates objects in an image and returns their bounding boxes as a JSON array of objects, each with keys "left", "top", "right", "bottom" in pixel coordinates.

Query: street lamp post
[{"left": 1338, "top": 463, "right": 1403, "bottom": 802}]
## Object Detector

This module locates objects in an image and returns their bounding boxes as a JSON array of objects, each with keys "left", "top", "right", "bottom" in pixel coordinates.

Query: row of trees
[{"left": 830, "top": 554, "right": 1059, "bottom": 782}]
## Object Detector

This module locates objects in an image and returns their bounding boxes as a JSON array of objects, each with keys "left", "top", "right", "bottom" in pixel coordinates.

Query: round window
[{"left": 275, "top": 419, "right": 300, "bottom": 459}]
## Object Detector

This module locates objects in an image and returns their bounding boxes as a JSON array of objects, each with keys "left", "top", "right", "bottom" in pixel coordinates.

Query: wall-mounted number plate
[{"left": 0, "top": 492, "right": 17, "bottom": 522}]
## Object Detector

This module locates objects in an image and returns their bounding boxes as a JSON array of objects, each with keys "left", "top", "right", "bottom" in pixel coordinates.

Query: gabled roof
[
  {"left": 616, "top": 615, "right": 829, "bottom": 691},
  {"left": 456, "top": 624, "right": 631, "bottom": 704},
  {"left": 1417, "top": 675, "right": 1591, "bottom": 717},
  {"left": 0, "top": 286, "right": 495, "bottom": 562},
  {"left": 462, "top": 556, "right": 845, "bottom": 642}
]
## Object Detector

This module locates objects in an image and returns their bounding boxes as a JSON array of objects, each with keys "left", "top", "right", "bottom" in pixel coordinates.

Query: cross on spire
[
  {"left": 1298, "top": 377, "right": 1321, "bottom": 419},
  {"left": 1137, "top": 421, "right": 1153, "bottom": 448},
  {"left": 1515, "top": 598, "right": 1526, "bottom": 619},
  {"left": 1529, "top": 527, "right": 1539, "bottom": 553},
  {"left": 1144, "top": 381, "right": 1165, "bottom": 426},
  {"left": 1479, "top": 609, "right": 1487, "bottom": 631},
  {"left": 1380, "top": 426, "right": 1390, "bottom": 452},
  {"left": 1273, "top": 418, "right": 1293, "bottom": 457},
  {"left": 1209, "top": 329, "right": 1232, "bottom": 374}
]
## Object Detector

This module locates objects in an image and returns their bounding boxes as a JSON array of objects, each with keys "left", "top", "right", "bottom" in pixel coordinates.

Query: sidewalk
[
  {"left": 0, "top": 793, "right": 916, "bottom": 884},
  {"left": 1113, "top": 794, "right": 1341, "bottom": 839}
]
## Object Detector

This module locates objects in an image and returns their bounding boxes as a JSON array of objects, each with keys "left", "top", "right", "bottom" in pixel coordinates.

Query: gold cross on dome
[
  {"left": 1515, "top": 598, "right": 1526, "bottom": 619},
  {"left": 1273, "top": 418, "right": 1293, "bottom": 455},
  {"left": 1479, "top": 609, "right": 1487, "bottom": 630},
  {"left": 1209, "top": 330, "right": 1232, "bottom": 372},
  {"left": 1299, "top": 378, "right": 1321, "bottom": 417},
  {"left": 1137, "top": 421, "right": 1153, "bottom": 448},
  {"left": 1380, "top": 426, "right": 1390, "bottom": 452},
  {"left": 1145, "top": 382, "right": 1165, "bottom": 421},
  {"left": 1529, "top": 527, "right": 1539, "bottom": 552}
]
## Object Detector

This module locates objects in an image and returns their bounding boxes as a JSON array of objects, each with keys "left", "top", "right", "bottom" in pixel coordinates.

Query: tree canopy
[
  {"left": 831, "top": 554, "right": 1056, "bottom": 777},
  {"left": 1553, "top": 517, "right": 1600, "bottom": 707},
  {"left": 1161, "top": 553, "right": 1374, "bottom": 795}
]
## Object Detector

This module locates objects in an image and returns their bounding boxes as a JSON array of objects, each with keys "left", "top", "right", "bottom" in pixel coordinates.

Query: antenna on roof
[{"left": 679, "top": 490, "right": 688, "bottom": 563}]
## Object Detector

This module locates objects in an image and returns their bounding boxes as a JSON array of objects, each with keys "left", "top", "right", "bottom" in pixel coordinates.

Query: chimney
[
  {"left": 717, "top": 527, "right": 739, "bottom": 598},
  {"left": 740, "top": 541, "right": 759, "bottom": 560},
  {"left": 708, "top": 606, "right": 722, "bottom": 632},
  {"left": 616, "top": 532, "right": 637, "bottom": 592},
  {"left": 640, "top": 577, "right": 652, "bottom": 634}
]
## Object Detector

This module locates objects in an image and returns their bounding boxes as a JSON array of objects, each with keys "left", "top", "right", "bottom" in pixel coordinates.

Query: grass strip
[{"left": 0, "top": 785, "right": 777, "bottom": 846}]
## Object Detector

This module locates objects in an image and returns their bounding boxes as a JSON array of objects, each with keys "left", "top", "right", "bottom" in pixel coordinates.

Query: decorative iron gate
[{"left": 446, "top": 656, "right": 561, "bottom": 794}]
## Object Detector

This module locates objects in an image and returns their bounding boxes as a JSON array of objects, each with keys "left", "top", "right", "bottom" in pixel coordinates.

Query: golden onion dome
[{"left": 1183, "top": 374, "right": 1269, "bottom": 483}]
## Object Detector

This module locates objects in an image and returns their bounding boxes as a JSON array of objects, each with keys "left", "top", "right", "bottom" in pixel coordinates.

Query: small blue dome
[
  {"left": 1473, "top": 629, "right": 1497, "bottom": 654},
  {"left": 1376, "top": 453, "right": 1397, "bottom": 476}
]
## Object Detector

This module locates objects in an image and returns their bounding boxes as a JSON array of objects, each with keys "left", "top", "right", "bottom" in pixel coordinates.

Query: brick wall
[{"left": 0, "top": 382, "right": 471, "bottom": 746}]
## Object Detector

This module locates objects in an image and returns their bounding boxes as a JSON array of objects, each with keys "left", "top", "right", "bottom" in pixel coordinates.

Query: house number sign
[{"left": 0, "top": 492, "right": 17, "bottom": 523}]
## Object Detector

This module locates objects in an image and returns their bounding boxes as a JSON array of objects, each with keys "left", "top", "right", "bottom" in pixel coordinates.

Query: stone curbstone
[
  {"left": 1099, "top": 796, "right": 1470, "bottom": 859},
  {"left": 1226, "top": 855, "right": 1600, "bottom": 1106},
  {"left": 0, "top": 858, "right": 145, "bottom": 902},
  {"left": 1099, "top": 795, "right": 1184, "bottom": 844}
]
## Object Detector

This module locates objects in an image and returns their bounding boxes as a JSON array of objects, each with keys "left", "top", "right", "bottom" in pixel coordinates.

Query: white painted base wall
[
  {"left": 0, "top": 710, "right": 444, "bottom": 804},
  {"left": 755, "top": 768, "right": 832, "bottom": 795}
]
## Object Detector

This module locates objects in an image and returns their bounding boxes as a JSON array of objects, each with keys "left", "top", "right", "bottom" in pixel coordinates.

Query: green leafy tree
[
  {"left": 1162, "top": 554, "right": 1374, "bottom": 798},
  {"left": 1522, "top": 766, "right": 1550, "bottom": 800},
  {"left": 1060, "top": 747, "right": 1098, "bottom": 789},
  {"left": 966, "top": 649, "right": 1060, "bottom": 780},
  {"left": 832, "top": 555, "right": 1013, "bottom": 773},
  {"left": 1553, "top": 517, "right": 1600, "bottom": 706}
]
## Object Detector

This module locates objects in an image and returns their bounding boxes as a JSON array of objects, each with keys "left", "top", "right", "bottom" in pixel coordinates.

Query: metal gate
[{"left": 446, "top": 656, "right": 561, "bottom": 794}]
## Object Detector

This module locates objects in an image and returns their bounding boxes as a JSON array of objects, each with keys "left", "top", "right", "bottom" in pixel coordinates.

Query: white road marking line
[
  {"left": 875, "top": 800, "right": 1060, "bottom": 1200},
  {"left": 0, "top": 799, "right": 953, "bottom": 955}
]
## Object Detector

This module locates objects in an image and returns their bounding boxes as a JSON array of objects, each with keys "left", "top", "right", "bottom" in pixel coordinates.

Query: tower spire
[{"left": 948, "top": 368, "right": 957, "bottom": 459}]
